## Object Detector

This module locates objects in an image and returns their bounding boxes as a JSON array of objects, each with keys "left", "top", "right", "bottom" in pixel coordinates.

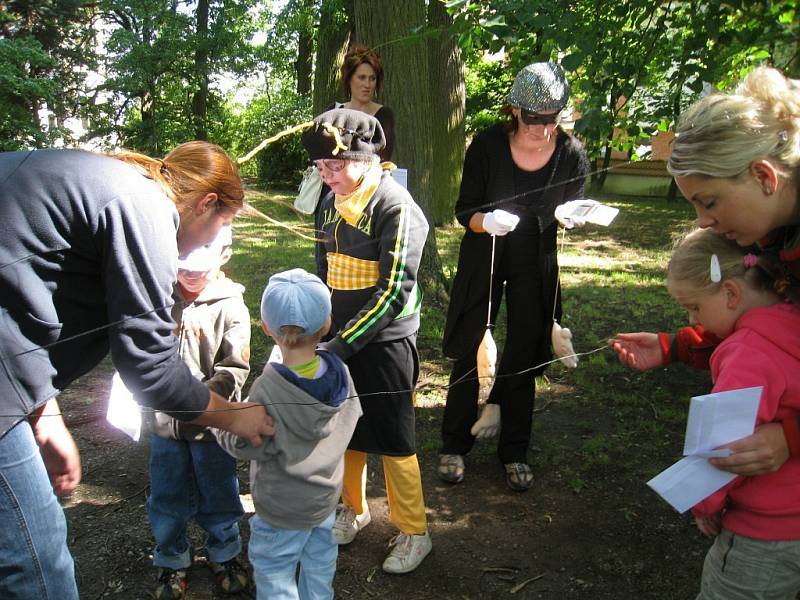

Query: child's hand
[
  {"left": 694, "top": 513, "right": 722, "bottom": 537},
  {"left": 608, "top": 332, "right": 662, "bottom": 370}
]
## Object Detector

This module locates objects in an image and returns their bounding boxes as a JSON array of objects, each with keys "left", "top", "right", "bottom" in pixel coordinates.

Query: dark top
[
  {"left": 0, "top": 149, "right": 209, "bottom": 437},
  {"left": 442, "top": 123, "right": 589, "bottom": 363}
]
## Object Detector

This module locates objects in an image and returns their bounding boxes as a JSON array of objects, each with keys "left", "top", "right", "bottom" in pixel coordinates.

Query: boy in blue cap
[{"left": 214, "top": 268, "right": 362, "bottom": 600}]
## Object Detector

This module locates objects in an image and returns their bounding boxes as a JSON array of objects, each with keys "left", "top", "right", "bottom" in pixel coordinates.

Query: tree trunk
[
  {"left": 191, "top": 0, "right": 209, "bottom": 141},
  {"left": 353, "top": 0, "right": 446, "bottom": 301},
  {"left": 296, "top": 28, "right": 313, "bottom": 95},
  {"left": 427, "top": 0, "right": 465, "bottom": 226},
  {"left": 312, "top": 0, "right": 353, "bottom": 115},
  {"left": 141, "top": 83, "right": 157, "bottom": 153}
]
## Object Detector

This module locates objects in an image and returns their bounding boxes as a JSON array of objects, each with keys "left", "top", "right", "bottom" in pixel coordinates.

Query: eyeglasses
[
  {"left": 520, "top": 110, "right": 560, "bottom": 125},
  {"left": 314, "top": 159, "right": 346, "bottom": 172}
]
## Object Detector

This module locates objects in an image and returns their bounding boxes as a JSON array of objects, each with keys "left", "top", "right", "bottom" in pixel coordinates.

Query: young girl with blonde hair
[{"left": 667, "top": 227, "right": 800, "bottom": 600}]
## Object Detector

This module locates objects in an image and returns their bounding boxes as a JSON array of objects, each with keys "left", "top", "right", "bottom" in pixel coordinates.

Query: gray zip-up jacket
[
  {"left": 0, "top": 149, "right": 208, "bottom": 437},
  {"left": 152, "top": 274, "right": 251, "bottom": 442},
  {"left": 214, "top": 351, "right": 362, "bottom": 529}
]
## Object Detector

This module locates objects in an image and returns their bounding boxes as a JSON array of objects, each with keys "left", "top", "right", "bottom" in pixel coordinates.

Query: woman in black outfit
[{"left": 438, "top": 62, "right": 589, "bottom": 492}]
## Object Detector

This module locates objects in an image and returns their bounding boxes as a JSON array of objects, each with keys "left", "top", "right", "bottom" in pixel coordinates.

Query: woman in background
[{"left": 328, "top": 44, "right": 395, "bottom": 162}]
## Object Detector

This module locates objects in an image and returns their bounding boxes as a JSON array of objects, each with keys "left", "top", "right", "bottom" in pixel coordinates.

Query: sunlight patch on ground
[{"left": 558, "top": 253, "right": 633, "bottom": 270}]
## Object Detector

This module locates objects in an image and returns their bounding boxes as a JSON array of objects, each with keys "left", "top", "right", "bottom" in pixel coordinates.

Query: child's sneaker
[
  {"left": 154, "top": 567, "right": 187, "bottom": 600},
  {"left": 382, "top": 531, "right": 432, "bottom": 574},
  {"left": 209, "top": 557, "right": 249, "bottom": 594},
  {"left": 332, "top": 504, "right": 371, "bottom": 545}
]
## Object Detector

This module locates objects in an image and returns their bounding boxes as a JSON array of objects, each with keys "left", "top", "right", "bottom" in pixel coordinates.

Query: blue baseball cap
[{"left": 261, "top": 268, "right": 331, "bottom": 336}]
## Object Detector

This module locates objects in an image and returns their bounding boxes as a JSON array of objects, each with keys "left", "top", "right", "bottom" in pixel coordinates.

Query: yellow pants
[{"left": 342, "top": 449, "right": 427, "bottom": 535}]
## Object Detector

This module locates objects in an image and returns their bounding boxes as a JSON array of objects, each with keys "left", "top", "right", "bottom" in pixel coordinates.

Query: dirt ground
[{"left": 58, "top": 353, "right": 716, "bottom": 600}]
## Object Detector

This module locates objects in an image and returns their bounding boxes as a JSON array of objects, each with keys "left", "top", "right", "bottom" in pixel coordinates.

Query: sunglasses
[
  {"left": 314, "top": 159, "right": 346, "bottom": 172},
  {"left": 520, "top": 110, "right": 560, "bottom": 125}
]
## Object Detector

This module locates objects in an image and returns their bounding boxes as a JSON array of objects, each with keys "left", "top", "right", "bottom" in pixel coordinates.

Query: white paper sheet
[
  {"left": 106, "top": 372, "right": 142, "bottom": 441},
  {"left": 391, "top": 167, "right": 408, "bottom": 190},
  {"left": 647, "top": 456, "right": 736, "bottom": 514},
  {"left": 647, "top": 386, "right": 762, "bottom": 513},
  {"left": 566, "top": 200, "right": 619, "bottom": 226},
  {"left": 683, "top": 388, "right": 761, "bottom": 456}
]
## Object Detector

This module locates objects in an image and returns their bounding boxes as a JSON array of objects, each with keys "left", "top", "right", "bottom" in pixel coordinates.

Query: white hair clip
[
  {"left": 779, "top": 130, "right": 789, "bottom": 143},
  {"left": 710, "top": 254, "right": 722, "bottom": 283}
]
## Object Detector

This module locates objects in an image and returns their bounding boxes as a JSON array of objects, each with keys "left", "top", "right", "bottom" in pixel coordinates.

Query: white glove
[
  {"left": 482, "top": 209, "right": 520, "bottom": 236},
  {"left": 554, "top": 199, "right": 598, "bottom": 229},
  {"left": 470, "top": 403, "right": 500, "bottom": 439},
  {"left": 551, "top": 321, "right": 578, "bottom": 368}
]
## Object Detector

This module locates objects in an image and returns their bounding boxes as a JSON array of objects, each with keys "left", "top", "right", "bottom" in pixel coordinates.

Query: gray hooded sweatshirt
[
  {"left": 152, "top": 273, "right": 251, "bottom": 442},
  {"left": 215, "top": 350, "right": 362, "bottom": 529}
]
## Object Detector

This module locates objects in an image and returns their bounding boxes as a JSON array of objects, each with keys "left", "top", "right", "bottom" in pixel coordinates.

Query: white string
[{"left": 7, "top": 343, "right": 612, "bottom": 418}]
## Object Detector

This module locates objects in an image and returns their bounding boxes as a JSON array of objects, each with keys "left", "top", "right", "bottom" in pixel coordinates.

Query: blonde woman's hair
[
  {"left": 667, "top": 228, "right": 770, "bottom": 297},
  {"left": 112, "top": 141, "right": 244, "bottom": 216},
  {"left": 667, "top": 66, "right": 800, "bottom": 180}
]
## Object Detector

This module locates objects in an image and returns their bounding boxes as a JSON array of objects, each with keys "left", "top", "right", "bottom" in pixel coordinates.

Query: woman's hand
[
  {"left": 608, "top": 332, "right": 662, "bottom": 371},
  {"left": 694, "top": 512, "right": 722, "bottom": 537},
  {"left": 191, "top": 391, "right": 274, "bottom": 447},
  {"left": 482, "top": 210, "right": 519, "bottom": 236},
  {"left": 225, "top": 402, "right": 275, "bottom": 447},
  {"left": 31, "top": 398, "right": 82, "bottom": 496},
  {"left": 710, "top": 423, "right": 789, "bottom": 476}
]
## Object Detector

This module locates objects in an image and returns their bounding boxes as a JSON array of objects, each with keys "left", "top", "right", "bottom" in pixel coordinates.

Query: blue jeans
[
  {"left": 0, "top": 420, "right": 78, "bottom": 600},
  {"left": 249, "top": 511, "right": 337, "bottom": 600},
  {"left": 146, "top": 434, "right": 244, "bottom": 569}
]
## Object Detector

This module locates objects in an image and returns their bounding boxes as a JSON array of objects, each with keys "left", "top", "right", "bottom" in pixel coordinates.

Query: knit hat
[
  {"left": 260, "top": 268, "right": 331, "bottom": 337},
  {"left": 177, "top": 225, "right": 232, "bottom": 271},
  {"left": 507, "top": 62, "right": 570, "bottom": 113},
  {"left": 301, "top": 108, "right": 385, "bottom": 162}
]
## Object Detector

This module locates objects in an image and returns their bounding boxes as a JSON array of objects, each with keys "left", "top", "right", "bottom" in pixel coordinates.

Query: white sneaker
[
  {"left": 332, "top": 504, "right": 371, "bottom": 545},
  {"left": 382, "top": 531, "right": 432, "bottom": 574}
]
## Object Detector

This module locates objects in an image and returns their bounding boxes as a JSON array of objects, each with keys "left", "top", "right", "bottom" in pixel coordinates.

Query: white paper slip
[
  {"left": 567, "top": 199, "right": 619, "bottom": 226},
  {"left": 391, "top": 167, "right": 408, "bottom": 190},
  {"left": 106, "top": 372, "right": 142, "bottom": 441},
  {"left": 647, "top": 455, "right": 737, "bottom": 513},
  {"left": 267, "top": 344, "right": 283, "bottom": 364},
  {"left": 647, "top": 386, "right": 762, "bottom": 513},
  {"left": 683, "top": 387, "right": 762, "bottom": 456}
]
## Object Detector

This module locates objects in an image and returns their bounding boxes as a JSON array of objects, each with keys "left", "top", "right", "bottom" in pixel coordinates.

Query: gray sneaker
[{"left": 437, "top": 454, "right": 465, "bottom": 483}]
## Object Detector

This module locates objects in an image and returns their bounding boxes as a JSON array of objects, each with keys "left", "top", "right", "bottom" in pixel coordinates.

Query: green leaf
[{"left": 562, "top": 52, "right": 583, "bottom": 71}]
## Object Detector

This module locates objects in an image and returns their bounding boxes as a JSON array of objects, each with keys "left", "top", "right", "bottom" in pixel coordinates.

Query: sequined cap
[{"left": 507, "top": 62, "right": 570, "bottom": 113}]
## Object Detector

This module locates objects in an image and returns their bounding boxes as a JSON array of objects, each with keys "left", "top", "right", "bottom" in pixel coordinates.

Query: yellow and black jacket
[{"left": 315, "top": 168, "right": 428, "bottom": 360}]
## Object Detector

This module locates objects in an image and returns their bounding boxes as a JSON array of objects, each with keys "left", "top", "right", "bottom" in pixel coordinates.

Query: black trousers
[{"left": 440, "top": 234, "right": 546, "bottom": 464}]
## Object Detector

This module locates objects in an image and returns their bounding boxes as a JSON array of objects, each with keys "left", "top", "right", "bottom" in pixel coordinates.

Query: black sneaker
[
  {"left": 154, "top": 567, "right": 187, "bottom": 600},
  {"left": 209, "top": 557, "right": 250, "bottom": 594}
]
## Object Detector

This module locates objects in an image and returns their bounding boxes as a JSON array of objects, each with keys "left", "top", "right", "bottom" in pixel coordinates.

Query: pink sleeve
[
  {"left": 691, "top": 340, "right": 787, "bottom": 516},
  {"left": 710, "top": 340, "right": 787, "bottom": 425}
]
